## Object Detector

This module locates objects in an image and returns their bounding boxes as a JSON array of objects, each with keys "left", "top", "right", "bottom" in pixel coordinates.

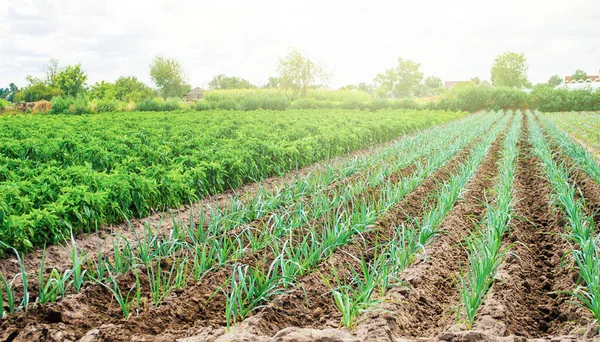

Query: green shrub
[
  {"left": 50, "top": 96, "right": 73, "bottom": 114},
  {"left": 97, "top": 99, "right": 118, "bottom": 113},
  {"left": 69, "top": 94, "right": 90, "bottom": 115},
  {"left": 194, "top": 99, "right": 213, "bottom": 111},
  {"left": 162, "top": 97, "right": 181, "bottom": 111},
  {"left": 0, "top": 99, "right": 9, "bottom": 112},
  {"left": 136, "top": 98, "right": 163, "bottom": 111}
]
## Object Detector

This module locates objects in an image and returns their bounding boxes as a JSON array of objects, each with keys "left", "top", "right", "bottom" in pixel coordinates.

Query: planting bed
[{"left": 2, "top": 110, "right": 600, "bottom": 341}]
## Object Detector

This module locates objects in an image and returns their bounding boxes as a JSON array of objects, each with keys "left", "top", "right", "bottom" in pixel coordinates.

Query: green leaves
[{"left": 0, "top": 108, "right": 464, "bottom": 255}]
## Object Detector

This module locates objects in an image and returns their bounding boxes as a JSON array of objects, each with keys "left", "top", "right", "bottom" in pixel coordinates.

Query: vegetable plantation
[
  {"left": 2, "top": 109, "right": 600, "bottom": 341},
  {"left": 0, "top": 108, "right": 462, "bottom": 254}
]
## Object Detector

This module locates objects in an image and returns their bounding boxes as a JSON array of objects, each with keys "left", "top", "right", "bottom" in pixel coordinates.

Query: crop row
[
  {"left": 457, "top": 110, "right": 521, "bottom": 327},
  {"left": 0, "top": 111, "right": 498, "bottom": 325},
  {"left": 528, "top": 110, "right": 600, "bottom": 325},
  {"left": 0, "top": 108, "right": 464, "bottom": 254}
]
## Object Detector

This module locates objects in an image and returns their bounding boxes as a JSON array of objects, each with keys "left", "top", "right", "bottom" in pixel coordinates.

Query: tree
[
  {"left": 43, "top": 58, "right": 61, "bottom": 85},
  {"left": 13, "top": 76, "right": 61, "bottom": 102},
  {"left": 52, "top": 64, "right": 88, "bottom": 96},
  {"left": 149, "top": 56, "right": 191, "bottom": 98},
  {"left": 471, "top": 77, "right": 481, "bottom": 85},
  {"left": 89, "top": 81, "right": 117, "bottom": 100},
  {"left": 548, "top": 75, "right": 563, "bottom": 87},
  {"left": 277, "top": 51, "right": 328, "bottom": 95},
  {"left": 208, "top": 74, "right": 256, "bottom": 90},
  {"left": 490, "top": 51, "right": 529, "bottom": 87},
  {"left": 114, "top": 76, "right": 154, "bottom": 101},
  {"left": 424, "top": 76, "right": 443, "bottom": 89},
  {"left": 571, "top": 69, "right": 588, "bottom": 81},
  {"left": 263, "top": 77, "right": 280, "bottom": 88},
  {"left": 374, "top": 58, "right": 423, "bottom": 97}
]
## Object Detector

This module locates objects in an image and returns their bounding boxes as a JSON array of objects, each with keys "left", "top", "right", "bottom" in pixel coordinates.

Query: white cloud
[{"left": 1, "top": 0, "right": 599, "bottom": 88}]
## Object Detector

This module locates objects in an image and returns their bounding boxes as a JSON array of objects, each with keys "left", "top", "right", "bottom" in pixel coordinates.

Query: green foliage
[
  {"left": 136, "top": 97, "right": 181, "bottom": 112},
  {"left": 14, "top": 77, "right": 62, "bottom": 102},
  {"left": 374, "top": 58, "right": 423, "bottom": 97},
  {"left": 424, "top": 76, "right": 443, "bottom": 89},
  {"left": 208, "top": 74, "right": 256, "bottom": 90},
  {"left": 52, "top": 64, "right": 88, "bottom": 97},
  {"left": 114, "top": 76, "right": 154, "bottom": 102},
  {"left": 149, "top": 56, "right": 190, "bottom": 98},
  {"left": 89, "top": 81, "right": 117, "bottom": 100},
  {"left": 490, "top": 51, "right": 529, "bottom": 87},
  {"left": 263, "top": 77, "right": 280, "bottom": 89},
  {"left": 0, "top": 99, "right": 9, "bottom": 112},
  {"left": 571, "top": 69, "right": 588, "bottom": 81},
  {"left": 0, "top": 108, "right": 463, "bottom": 254},
  {"left": 50, "top": 96, "right": 73, "bottom": 114},
  {"left": 96, "top": 99, "right": 118, "bottom": 113},
  {"left": 529, "top": 88, "right": 600, "bottom": 112},
  {"left": 277, "top": 50, "right": 328, "bottom": 96},
  {"left": 548, "top": 75, "right": 563, "bottom": 87}
]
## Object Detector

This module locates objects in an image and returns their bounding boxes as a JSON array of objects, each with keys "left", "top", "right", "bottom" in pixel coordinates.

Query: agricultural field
[
  {"left": 1, "top": 109, "right": 600, "bottom": 342},
  {"left": 0, "top": 108, "right": 462, "bottom": 255},
  {"left": 545, "top": 111, "right": 600, "bottom": 155}
]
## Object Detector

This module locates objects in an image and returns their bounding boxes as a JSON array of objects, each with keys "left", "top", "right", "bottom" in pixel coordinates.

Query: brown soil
[
  {"left": 0, "top": 133, "right": 435, "bottom": 341},
  {"left": 0, "top": 129, "right": 419, "bottom": 281},
  {"left": 206, "top": 116, "right": 507, "bottom": 342},
  {"left": 465, "top": 113, "right": 592, "bottom": 340},
  {"left": 345, "top": 117, "right": 507, "bottom": 342}
]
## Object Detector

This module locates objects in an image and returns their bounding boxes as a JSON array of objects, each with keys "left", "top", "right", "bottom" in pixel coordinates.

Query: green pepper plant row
[
  {"left": 0, "top": 111, "right": 493, "bottom": 321},
  {"left": 0, "top": 109, "right": 464, "bottom": 254}
]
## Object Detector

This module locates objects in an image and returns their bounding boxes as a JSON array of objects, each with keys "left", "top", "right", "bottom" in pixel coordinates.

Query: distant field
[
  {"left": 545, "top": 111, "right": 600, "bottom": 153},
  {"left": 0, "top": 108, "right": 463, "bottom": 253}
]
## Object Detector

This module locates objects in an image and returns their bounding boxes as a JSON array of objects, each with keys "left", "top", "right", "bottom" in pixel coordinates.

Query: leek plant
[
  {"left": 528, "top": 110, "right": 600, "bottom": 326},
  {"left": 458, "top": 110, "right": 521, "bottom": 328}
]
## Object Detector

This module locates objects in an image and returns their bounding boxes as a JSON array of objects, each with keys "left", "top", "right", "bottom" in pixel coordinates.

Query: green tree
[
  {"left": 89, "top": 81, "right": 116, "bottom": 100},
  {"left": 548, "top": 75, "right": 563, "bottom": 87},
  {"left": 53, "top": 64, "right": 88, "bottom": 96},
  {"left": 149, "top": 56, "right": 190, "bottom": 98},
  {"left": 115, "top": 76, "right": 154, "bottom": 101},
  {"left": 277, "top": 51, "right": 328, "bottom": 95},
  {"left": 571, "top": 69, "right": 588, "bottom": 81},
  {"left": 44, "top": 58, "right": 62, "bottom": 85},
  {"left": 208, "top": 74, "right": 256, "bottom": 90},
  {"left": 424, "top": 76, "right": 443, "bottom": 89},
  {"left": 471, "top": 77, "right": 481, "bottom": 85},
  {"left": 373, "top": 58, "right": 423, "bottom": 97},
  {"left": 14, "top": 76, "right": 61, "bottom": 102},
  {"left": 490, "top": 51, "right": 529, "bottom": 87},
  {"left": 263, "top": 77, "right": 280, "bottom": 88}
]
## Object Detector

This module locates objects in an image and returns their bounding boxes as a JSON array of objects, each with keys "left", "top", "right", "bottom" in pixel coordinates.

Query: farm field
[
  {"left": 545, "top": 111, "right": 600, "bottom": 156},
  {"left": 2, "top": 109, "right": 600, "bottom": 341},
  {"left": 0, "top": 108, "right": 463, "bottom": 255}
]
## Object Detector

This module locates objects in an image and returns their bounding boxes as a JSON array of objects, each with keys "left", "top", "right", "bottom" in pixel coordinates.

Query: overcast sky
[{"left": 1, "top": 0, "right": 599, "bottom": 89}]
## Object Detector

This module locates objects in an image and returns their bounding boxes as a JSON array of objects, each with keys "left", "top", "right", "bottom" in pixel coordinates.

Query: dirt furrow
[
  {"left": 455, "top": 113, "right": 594, "bottom": 341},
  {"left": 351, "top": 118, "right": 507, "bottom": 341}
]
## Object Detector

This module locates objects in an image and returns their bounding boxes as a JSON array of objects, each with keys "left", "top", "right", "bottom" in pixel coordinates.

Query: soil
[
  {"left": 0, "top": 131, "right": 415, "bottom": 280},
  {"left": 458, "top": 113, "right": 594, "bottom": 340},
  {"left": 0, "top": 127, "right": 440, "bottom": 342},
  {"left": 4, "top": 112, "right": 600, "bottom": 342}
]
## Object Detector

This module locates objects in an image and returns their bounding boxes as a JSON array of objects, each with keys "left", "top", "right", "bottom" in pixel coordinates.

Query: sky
[{"left": 1, "top": 0, "right": 599, "bottom": 89}]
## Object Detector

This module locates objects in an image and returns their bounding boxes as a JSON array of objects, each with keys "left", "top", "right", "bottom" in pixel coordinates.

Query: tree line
[{"left": 0, "top": 50, "right": 595, "bottom": 105}]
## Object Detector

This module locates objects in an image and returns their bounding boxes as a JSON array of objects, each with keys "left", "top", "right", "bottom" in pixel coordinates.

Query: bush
[
  {"left": 33, "top": 100, "right": 52, "bottom": 114},
  {"left": 136, "top": 97, "right": 163, "bottom": 111},
  {"left": 0, "top": 99, "right": 9, "bottom": 112},
  {"left": 97, "top": 99, "right": 118, "bottom": 113},
  {"left": 50, "top": 96, "right": 73, "bottom": 114},
  {"left": 194, "top": 99, "right": 213, "bottom": 111},
  {"left": 69, "top": 94, "right": 90, "bottom": 115},
  {"left": 162, "top": 97, "right": 181, "bottom": 111}
]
